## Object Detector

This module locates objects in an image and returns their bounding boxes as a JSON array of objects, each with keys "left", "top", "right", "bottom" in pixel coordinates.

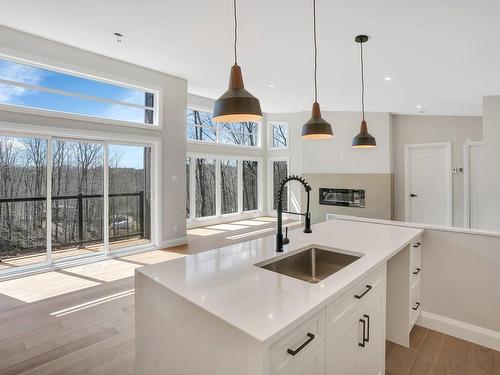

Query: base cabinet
[
  {"left": 288, "top": 342, "right": 325, "bottom": 375},
  {"left": 325, "top": 278, "right": 385, "bottom": 375}
]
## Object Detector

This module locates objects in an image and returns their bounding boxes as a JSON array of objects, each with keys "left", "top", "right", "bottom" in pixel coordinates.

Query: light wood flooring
[{"left": 0, "top": 217, "right": 498, "bottom": 374}]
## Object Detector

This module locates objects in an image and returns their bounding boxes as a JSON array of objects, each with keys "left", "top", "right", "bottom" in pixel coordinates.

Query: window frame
[
  {"left": 268, "top": 156, "right": 290, "bottom": 212},
  {"left": 186, "top": 152, "right": 262, "bottom": 227},
  {"left": 0, "top": 120, "right": 161, "bottom": 277},
  {"left": 186, "top": 106, "right": 262, "bottom": 149},
  {"left": 268, "top": 121, "right": 289, "bottom": 150},
  {"left": 0, "top": 53, "right": 163, "bottom": 130}
]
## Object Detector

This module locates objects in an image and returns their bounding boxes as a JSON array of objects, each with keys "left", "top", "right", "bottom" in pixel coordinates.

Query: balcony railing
[{"left": 0, "top": 192, "right": 145, "bottom": 252}]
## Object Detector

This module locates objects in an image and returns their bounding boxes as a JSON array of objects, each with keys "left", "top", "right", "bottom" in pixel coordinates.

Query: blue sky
[
  {"left": 0, "top": 59, "right": 148, "bottom": 169},
  {"left": 0, "top": 59, "right": 148, "bottom": 123}
]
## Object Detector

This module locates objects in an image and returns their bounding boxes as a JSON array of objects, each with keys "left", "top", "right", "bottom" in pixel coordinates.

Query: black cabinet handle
[
  {"left": 413, "top": 242, "right": 421, "bottom": 248},
  {"left": 287, "top": 332, "right": 315, "bottom": 356},
  {"left": 359, "top": 318, "right": 366, "bottom": 347},
  {"left": 410, "top": 193, "right": 418, "bottom": 197},
  {"left": 412, "top": 302, "right": 421, "bottom": 311},
  {"left": 413, "top": 268, "right": 421, "bottom": 275},
  {"left": 363, "top": 314, "right": 370, "bottom": 343},
  {"left": 354, "top": 285, "right": 372, "bottom": 299}
]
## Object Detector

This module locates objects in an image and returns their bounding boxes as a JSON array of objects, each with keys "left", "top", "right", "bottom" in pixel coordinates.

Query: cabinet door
[
  {"left": 325, "top": 312, "right": 362, "bottom": 375},
  {"left": 288, "top": 342, "right": 325, "bottom": 375},
  {"left": 360, "top": 293, "right": 385, "bottom": 375}
]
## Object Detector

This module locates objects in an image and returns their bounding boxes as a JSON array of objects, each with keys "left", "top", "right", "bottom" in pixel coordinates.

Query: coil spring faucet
[{"left": 276, "top": 175, "right": 312, "bottom": 252}]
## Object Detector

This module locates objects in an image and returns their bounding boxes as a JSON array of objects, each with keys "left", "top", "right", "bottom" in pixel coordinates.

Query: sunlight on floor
[
  {"left": 232, "top": 220, "right": 269, "bottom": 226},
  {"left": 225, "top": 227, "right": 274, "bottom": 240},
  {"left": 206, "top": 224, "right": 249, "bottom": 231},
  {"left": 0, "top": 271, "right": 101, "bottom": 303},
  {"left": 50, "top": 289, "right": 135, "bottom": 317},
  {"left": 64, "top": 259, "right": 142, "bottom": 283},
  {"left": 187, "top": 228, "right": 225, "bottom": 236},
  {"left": 253, "top": 217, "right": 277, "bottom": 222}
]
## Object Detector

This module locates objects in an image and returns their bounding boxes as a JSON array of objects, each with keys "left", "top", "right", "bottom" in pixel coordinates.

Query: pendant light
[
  {"left": 301, "top": 0, "right": 333, "bottom": 140},
  {"left": 352, "top": 35, "right": 377, "bottom": 148},
  {"left": 212, "top": 0, "right": 262, "bottom": 123}
]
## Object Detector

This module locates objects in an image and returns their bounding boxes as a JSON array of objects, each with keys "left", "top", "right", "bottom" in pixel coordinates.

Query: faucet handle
[{"left": 283, "top": 227, "right": 290, "bottom": 245}]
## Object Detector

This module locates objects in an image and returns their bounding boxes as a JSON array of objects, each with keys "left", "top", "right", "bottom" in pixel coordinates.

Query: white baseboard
[
  {"left": 418, "top": 311, "right": 500, "bottom": 351},
  {"left": 159, "top": 236, "right": 188, "bottom": 249}
]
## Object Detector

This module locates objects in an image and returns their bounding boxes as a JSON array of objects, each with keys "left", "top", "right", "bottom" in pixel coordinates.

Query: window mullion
[
  {"left": 215, "top": 159, "right": 221, "bottom": 217},
  {"left": 189, "top": 158, "right": 196, "bottom": 220},
  {"left": 46, "top": 137, "right": 53, "bottom": 265},
  {"left": 103, "top": 142, "right": 110, "bottom": 255},
  {"left": 238, "top": 160, "right": 243, "bottom": 213}
]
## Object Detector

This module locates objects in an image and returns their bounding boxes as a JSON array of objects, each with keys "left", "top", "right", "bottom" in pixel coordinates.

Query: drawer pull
[
  {"left": 413, "top": 242, "right": 421, "bottom": 248},
  {"left": 354, "top": 285, "right": 372, "bottom": 299},
  {"left": 412, "top": 302, "right": 421, "bottom": 311},
  {"left": 413, "top": 268, "right": 421, "bottom": 275},
  {"left": 359, "top": 318, "right": 367, "bottom": 347},
  {"left": 287, "top": 332, "right": 315, "bottom": 356}
]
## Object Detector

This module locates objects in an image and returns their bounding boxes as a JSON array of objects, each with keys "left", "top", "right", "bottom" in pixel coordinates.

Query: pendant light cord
[
  {"left": 360, "top": 39, "right": 365, "bottom": 121},
  {"left": 313, "top": 0, "right": 318, "bottom": 103},
  {"left": 233, "top": 0, "right": 238, "bottom": 65}
]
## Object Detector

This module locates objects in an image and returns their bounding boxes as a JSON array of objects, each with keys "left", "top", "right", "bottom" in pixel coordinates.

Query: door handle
[
  {"left": 359, "top": 318, "right": 366, "bottom": 347},
  {"left": 412, "top": 302, "right": 421, "bottom": 311},
  {"left": 287, "top": 332, "right": 315, "bottom": 356},
  {"left": 363, "top": 314, "right": 370, "bottom": 343},
  {"left": 413, "top": 268, "right": 421, "bottom": 275},
  {"left": 410, "top": 193, "right": 418, "bottom": 197}
]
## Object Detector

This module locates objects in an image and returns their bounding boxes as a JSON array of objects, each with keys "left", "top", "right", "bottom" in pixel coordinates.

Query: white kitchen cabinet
[
  {"left": 325, "top": 268, "right": 386, "bottom": 375},
  {"left": 386, "top": 235, "right": 423, "bottom": 347},
  {"left": 288, "top": 342, "right": 325, "bottom": 375}
]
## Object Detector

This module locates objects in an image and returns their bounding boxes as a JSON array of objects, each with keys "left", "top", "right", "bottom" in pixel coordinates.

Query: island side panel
[{"left": 135, "top": 271, "right": 267, "bottom": 375}]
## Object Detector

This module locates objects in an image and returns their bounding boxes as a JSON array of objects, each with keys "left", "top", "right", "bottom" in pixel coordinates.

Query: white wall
[
  {"left": 391, "top": 114, "right": 482, "bottom": 227},
  {"left": 480, "top": 96, "right": 500, "bottom": 231},
  {"left": 0, "top": 26, "right": 188, "bottom": 247}
]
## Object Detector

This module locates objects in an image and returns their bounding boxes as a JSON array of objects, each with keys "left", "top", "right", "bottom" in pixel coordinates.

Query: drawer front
[
  {"left": 288, "top": 341, "right": 325, "bottom": 375},
  {"left": 325, "top": 266, "right": 384, "bottom": 337},
  {"left": 409, "top": 277, "right": 422, "bottom": 328},
  {"left": 270, "top": 310, "right": 325, "bottom": 375},
  {"left": 410, "top": 237, "right": 422, "bottom": 270}
]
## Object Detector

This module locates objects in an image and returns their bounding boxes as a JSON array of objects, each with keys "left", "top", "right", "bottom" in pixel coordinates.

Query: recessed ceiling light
[
  {"left": 416, "top": 105, "right": 424, "bottom": 109},
  {"left": 114, "top": 32, "right": 123, "bottom": 43},
  {"left": 267, "top": 84, "right": 275, "bottom": 88},
  {"left": 384, "top": 76, "right": 392, "bottom": 81}
]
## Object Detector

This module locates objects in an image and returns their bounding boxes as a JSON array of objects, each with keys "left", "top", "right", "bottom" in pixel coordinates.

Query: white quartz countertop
[{"left": 137, "top": 219, "right": 423, "bottom": 343}]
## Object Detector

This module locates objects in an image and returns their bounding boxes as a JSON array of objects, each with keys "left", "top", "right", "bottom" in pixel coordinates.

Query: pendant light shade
[
  {"left": 213, "top": 64, "right": 262, "bottom": 122},
  {"left": 302, "top": 102, "right": 333, "bottom": 139},
  {"left": 213, "top": 0, "right": 262, "bottom": 123},
  {"left": 352, "top": 34, "right": 376, "bottom": 148},
  {"left": 301, "top": 0, "right": 333, "bottom": 140}
]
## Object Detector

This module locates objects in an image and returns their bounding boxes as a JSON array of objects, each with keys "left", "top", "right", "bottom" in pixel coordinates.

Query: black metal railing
[{"left": 0, "top": 192, "right": 145, "bottom": 251}]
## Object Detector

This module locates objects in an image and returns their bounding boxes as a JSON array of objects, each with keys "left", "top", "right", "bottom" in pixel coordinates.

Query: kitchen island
[{"left": 135, "top": 218, "right": 423, "bottom": 375}]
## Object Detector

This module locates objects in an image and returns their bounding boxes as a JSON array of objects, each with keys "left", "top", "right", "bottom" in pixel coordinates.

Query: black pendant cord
[
  {"left": 233, "top": 0, "right": 238, "bottom": 65},
  {"left": 313, "top": 0, "right": 318, "bottom": 103},
  {"left": 360, "top": 39, "right": 365, "bottom": 122}
]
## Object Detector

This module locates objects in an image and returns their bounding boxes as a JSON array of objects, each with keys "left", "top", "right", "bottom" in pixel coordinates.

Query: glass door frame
[{"left": 0, "top": 121, "right": 160, "bottom": 275}]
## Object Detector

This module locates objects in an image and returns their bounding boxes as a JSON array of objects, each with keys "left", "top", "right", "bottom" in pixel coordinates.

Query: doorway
[{"left": 404, "top": 143, "right": 452, "bottom": 226}]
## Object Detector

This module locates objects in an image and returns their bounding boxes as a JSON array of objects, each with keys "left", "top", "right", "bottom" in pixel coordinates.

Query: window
[
  {"left": 0, "top": 133, "right": 156, "bottom": 274},
  {"left": 272, "top": 160, "right": 288, "bottom": 211},
  {"left": 270, "top": 122, "right": 288, "bottom": 149},
  {"left": 186, "top": 108, "right": 260, "bottom": 147},
  {"left": 186, "top": 156, "right": 260, "bottom": 221},
  {"left": 195, "top": 158, "right": 216, "bottom": 218},
  {"left": 0, "top": 58, "right": 158, "bottom": 126},
  {"left": 220, "top": 160, "right": 238, "bottom": 214},
  {"left": 243, "top": 161, "right": 258, "bottom": 211}
]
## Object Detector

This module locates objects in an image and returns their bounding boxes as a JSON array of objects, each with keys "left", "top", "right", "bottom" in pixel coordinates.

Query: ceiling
[{"left": 0, "top": 0, "right": 499, "bottom": 116}]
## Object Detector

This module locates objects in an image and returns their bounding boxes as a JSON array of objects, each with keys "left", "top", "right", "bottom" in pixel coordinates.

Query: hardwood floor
[
  {"left": 386, "top": 325, "right": 500, "bottom": 375},
  {"left": 0, "top": 217, "right": 498, "bottom": 374}
]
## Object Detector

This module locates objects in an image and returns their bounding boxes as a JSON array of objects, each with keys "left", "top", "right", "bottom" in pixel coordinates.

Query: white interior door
[
  {"left": 405, "top": 143, "right": 452, "bottom": 226},
  {"left": 464, "top": 141, "right": 485, "bottom": 229}
]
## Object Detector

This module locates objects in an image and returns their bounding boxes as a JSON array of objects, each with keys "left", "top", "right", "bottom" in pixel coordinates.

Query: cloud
[{"left": 0, "top": 60, "right": 46, "bottom": 104}]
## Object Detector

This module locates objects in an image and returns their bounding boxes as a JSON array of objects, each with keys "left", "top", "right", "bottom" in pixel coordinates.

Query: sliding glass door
[
  {"left": 0, "top": 136, "right": 48, "bottom": 270},
  {"left": 108, "top": 144, "right": 151, "bottom": 252},
  {"left": 0, "top": 132, "right": 156, "bottom": 273},
  {"left": 51, "top": 139, "right": 104, "bottom": 260}
]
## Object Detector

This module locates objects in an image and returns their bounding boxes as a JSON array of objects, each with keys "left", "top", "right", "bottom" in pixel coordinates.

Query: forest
[{"left": 0, "top": 136, "right": 149, "bottom": 260}]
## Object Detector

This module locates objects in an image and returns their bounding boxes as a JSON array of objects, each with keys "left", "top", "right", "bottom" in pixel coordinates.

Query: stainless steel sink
[{"left": 258, "top": 247, "right": 361, "bottom": 283}]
